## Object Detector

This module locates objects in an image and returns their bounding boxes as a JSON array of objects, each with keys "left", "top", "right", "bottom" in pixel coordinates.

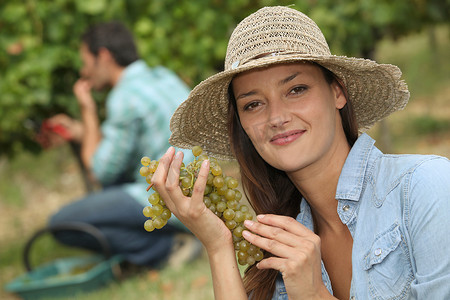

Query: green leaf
[{"left": 75, "top": 0, "right": 106, "bottom": 15}]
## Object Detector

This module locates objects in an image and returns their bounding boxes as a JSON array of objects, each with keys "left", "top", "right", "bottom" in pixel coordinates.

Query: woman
[{"left": 152, "top": 6, "right": 450, "bottom": 299}]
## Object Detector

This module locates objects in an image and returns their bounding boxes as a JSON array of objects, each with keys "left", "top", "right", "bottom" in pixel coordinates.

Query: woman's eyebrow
[
  {"left": 279, "top": 72, "right": 301, "bottom": 86},
  {"left": 236, "top": 90, "right": 257, "bottom": 101},
  {"left": 236, "top": 71, "right": 302, "bottom": 101}
]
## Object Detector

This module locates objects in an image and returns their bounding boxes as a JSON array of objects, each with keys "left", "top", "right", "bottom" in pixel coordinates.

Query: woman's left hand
[{"left": 243, "top": 214, "right": 332, "bottom": 299}]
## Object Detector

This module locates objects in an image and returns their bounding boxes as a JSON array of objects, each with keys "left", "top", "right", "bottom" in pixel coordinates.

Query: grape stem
[
  {"left": 146, "top": 183, "right": 154, "bottom": 192},
  {"left": 184, "top": 167, "right": 195, "bottom": 189}
]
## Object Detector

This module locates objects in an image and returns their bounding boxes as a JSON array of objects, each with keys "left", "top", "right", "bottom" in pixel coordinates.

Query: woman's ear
[{"left": 332, "top": 80, "right": 347, "bottom": 109}]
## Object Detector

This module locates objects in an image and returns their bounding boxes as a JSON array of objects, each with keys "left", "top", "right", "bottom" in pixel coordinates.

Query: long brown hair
[{"left": 227, "top": 63, "right": 358, "bottom": 299}]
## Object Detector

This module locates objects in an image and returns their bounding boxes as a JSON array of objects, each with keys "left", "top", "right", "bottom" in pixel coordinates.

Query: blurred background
[{"left": 1, "top": 0, "right": 449, "bottom": 299}]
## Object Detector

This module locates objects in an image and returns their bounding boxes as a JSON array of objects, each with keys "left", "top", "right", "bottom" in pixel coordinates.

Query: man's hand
[
  {"left": 73, "top": 79, "right": 96, "bottom": 112},
  {"left": 46, "top": 114, "right": 84, "bottom": 144}
]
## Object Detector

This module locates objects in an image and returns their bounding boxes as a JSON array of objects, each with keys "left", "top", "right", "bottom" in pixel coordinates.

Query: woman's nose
[{"left": 267, "top": 100, "right": 290, "bottom": 128}]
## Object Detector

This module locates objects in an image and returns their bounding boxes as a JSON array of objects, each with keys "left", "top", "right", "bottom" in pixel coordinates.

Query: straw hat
[{"left": 170, "top": 6, "right": 409, "bottom": 160}]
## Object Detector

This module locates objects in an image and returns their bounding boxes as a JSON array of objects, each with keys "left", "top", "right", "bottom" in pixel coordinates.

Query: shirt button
[
  {"left": 374, "top": 248, "right": 382, "bottom": 256},
  {"left": 342, "top": 205, "right": 350, "bottom": 211},
  {"left": 350, "top": 297, "right": 355, "bottom": 300}
]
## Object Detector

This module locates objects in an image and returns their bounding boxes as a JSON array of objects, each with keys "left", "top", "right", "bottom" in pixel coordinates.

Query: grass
[
  {"left": 46, "top": 255, "right": 217, "bottom": 300},
  {"left": 1, "top": 25, "right": 449, "bottom": 300}
]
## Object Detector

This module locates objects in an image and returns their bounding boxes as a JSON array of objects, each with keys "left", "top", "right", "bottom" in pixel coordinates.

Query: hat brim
[{"left": 170, "top": 54, "right": 409, "bottom": 160}]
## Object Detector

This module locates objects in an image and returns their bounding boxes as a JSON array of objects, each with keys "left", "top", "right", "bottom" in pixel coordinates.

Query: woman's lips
[{"left": 270, "top": 130, "right": 305, "bottom": 145}]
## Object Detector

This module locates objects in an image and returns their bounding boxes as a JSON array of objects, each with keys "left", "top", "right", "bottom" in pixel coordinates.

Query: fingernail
[
  {"left": 244, "top": 220, "right": 254, "bottom": 228},
  {"left": 175, "top": 151, "right": 182, "bottom": 159},
  {"left": 242, "top": 230, "right": 251, "bottom": 238},
  {"left": 256, "top": 214, "right": 265, "bottom": 220},
  {"left": 202, "top": 159, "right": 209, "bottom": 168}
]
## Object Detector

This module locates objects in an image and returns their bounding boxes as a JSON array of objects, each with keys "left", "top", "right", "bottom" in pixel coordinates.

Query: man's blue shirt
[{"left": 91, "top": 60, "right": 193, "bottom": 228}]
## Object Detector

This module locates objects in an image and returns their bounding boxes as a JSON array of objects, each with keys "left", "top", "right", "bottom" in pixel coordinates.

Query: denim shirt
[{"left": 272, "top": 133, "right": 450, "bottom": 299}]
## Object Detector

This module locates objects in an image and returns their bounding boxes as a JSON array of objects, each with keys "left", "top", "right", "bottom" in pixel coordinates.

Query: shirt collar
[
  {"left": 296, "top": 199, "right": 314, "bottom": 231},
  {"left": 335, "top": 133, "right": 376, "bottom": 202},
  {"left": 117, "top": 60, "right": 149, "bottom": 84}
]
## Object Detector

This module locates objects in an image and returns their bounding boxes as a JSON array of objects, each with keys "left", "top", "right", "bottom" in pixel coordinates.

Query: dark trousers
[{"left": 49, "top": 187, "right": 178, "bottom": 267}]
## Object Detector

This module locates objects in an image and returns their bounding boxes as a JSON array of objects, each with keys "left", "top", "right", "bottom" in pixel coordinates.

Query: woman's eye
[
  {"left": 243, "top": 101, "right": 261, "bottom": 111},
  {"left": 289, "top": 86, "right": 307, "bottom": 95}
]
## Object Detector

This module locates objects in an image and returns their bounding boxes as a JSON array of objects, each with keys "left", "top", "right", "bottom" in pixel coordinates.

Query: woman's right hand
[{"left": 151, "top": 147, "right": 233, "bottom": 253}]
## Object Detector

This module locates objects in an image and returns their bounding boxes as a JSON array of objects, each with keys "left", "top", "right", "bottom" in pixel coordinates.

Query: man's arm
[{"left": 73, "top": 79, "right": 102, "bottom": 172}]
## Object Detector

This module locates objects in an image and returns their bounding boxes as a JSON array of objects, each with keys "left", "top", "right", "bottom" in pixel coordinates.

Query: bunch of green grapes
[{"left": 139, "top": 146, "right": 264, "bottom": 266}]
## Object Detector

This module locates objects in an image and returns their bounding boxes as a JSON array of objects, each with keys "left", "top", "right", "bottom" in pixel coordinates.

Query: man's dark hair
[{"left": 81, "top": 21, "right": 139, "bottom": 67}]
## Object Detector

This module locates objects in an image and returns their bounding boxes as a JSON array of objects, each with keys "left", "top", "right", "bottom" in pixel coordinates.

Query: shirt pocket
[{"left": 363, "top": 223, "right": 413, "bottom": 299}]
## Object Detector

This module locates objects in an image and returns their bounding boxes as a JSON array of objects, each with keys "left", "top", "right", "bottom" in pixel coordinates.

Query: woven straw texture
[{"left": 170, "top": 6, "right": 410, "bottom": 160}]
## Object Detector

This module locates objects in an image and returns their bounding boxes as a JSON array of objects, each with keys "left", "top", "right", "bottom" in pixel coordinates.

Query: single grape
[
  {"left": 204, "top": 184, "right": 212, "bottom": 195},
  {"left": 216, "top": 201, "right": 227, "bottom": 213},
  {"left": 161, "top": 208, "right": 171, "bottom": 220},
  {"left": 192, "top": 146, "right": 203, "bottom": 157},
  {"left": 198, "top": 154, "right": 209, "bottom": 161},
  {"left": 181, "top": 176, "right": 192, "bottom": 188},
  {"left": 148, "top": 161, "right": 158, "bottom": 173},
  {"left": 239, "top": 240, "right": 250, "bottom": 251},
  {"left": 153, "top": 217, "right": 165, "bottom": 229},
  {"left": 247, "top": 245, "right": 257, "bottom": 255},
  {"left": 227, "top": 199, "right": 239, "bottom": 210},
  {"left": 209, "top": 204, "right": 217, "bottom": 213},
  {"left": 225, "top": 219, "right": 237, "bottom": 230},
  {"left": 234, "top": 211, "right": 245, "bottom": 223},
  {"left": 238, "top": 257, "right": 246, "bottom": 265},
  {"left": 233, "top": 234, "right": 243, "bottom": 244},
  {"left": 144, "top": 219, "right": 155, "bottom": 232},
  {"left": 223, "top": 208, "right": 236, "bottom": 221},
  {"left": 203, "top": 196, "right": 212, "bottom": 208},
  {"left": 142, "top": 206, "right": 153, "bottom": 218},
  {"left": 227, "top": 178, "right": 239, "bottom": 189},
  {"left": 141, "top": 156, "right": 151, "bottom": 166},
  {"left": 224, "top": 189, "right": 236, "bottom": 201},
  {"left": 246, "top": 256, "right": 256, "bottom": 266},
  {"left": 139, "top": 166, "right": 150, "bottom": 177},
  {"left": 244, "top": 212, "right": 254, "bottom": 221},
  {"left": 206, "top": 174, "right": 214, "bottom": 185},
  {"left": 216, "top": 185, "right": 228, "bottom": 195},
  {"left": 211, "top": 164, "right": 222, "bottom": 176},
  {"left": 254, "top": 250, "right": 264, "bottom": 261},
  {"left": 148, "top": 193, "right": 160, "bottom": 205},
  {"left": 151, "top": 204, "right": 164, "bottom": 216},
  {"left": 240, "top": 204, "right": 249, "bottom": 213},
  {"left": 234, "top": 242, "right": 240, "bottom": 251},
  {"left": 213, "top": 176, "right": 225, "bottom": 188},
  {"left": 233, "top": 226, "right": 244, "bottom": 238},
  {"left": 209, "top": 192, "right": 221, "bottom": 204},
  {"left": 180, "top": 169, "right": 189, "bottom": 177},
  {"left": 237, "top": 250, "right": 248, "bottom": 261}
]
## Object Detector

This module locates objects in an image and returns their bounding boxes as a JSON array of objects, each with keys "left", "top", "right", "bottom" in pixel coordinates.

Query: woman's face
[{"left": 232, "top": 63, "right": 348, "bottom": 174}]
